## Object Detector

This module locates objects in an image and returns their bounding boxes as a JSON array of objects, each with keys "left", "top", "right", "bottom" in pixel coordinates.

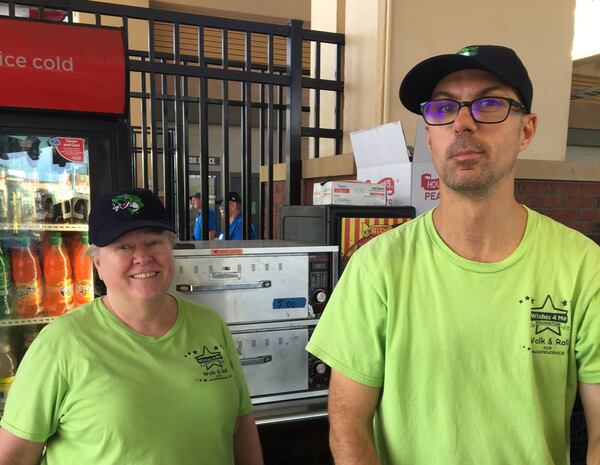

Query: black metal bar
[
  {"left": 301, "top": 128, "right": 343, "bottom": 139},
  {"left": 7, "top": 2, "right": 15, "bottom": 16},
  {"left": 335, "top": 42, "right": 343, "bottom": 155},
  {"left": 314, "top": 41, "right": 321, "bottom": 158},
  {"left": 258, "top": 81, "right": 265, "bottom": 239},
  {"left": 285, "top": 19, "right": 303, "bottom": 206},
  {"left": 277, "top": 85, "right": 284, "bottom": 164},
  {"left": 147, "top": 19, "right": 160, "bottom": 196},
  {"left": 301, "top": 77, "right": 344, "bottom": 92},
  {"left": 160, "top": 64, "right": 174, "bottom": 225},
  {"left": 222, "top": 29, "right": 231, "bottom": 240},
  {"left": 302, "top": 28, "right": 345, "bottom": 45},
  {"left": 130, "top": 93, "right": 292, "bottom": 112},
  {"left": 128, "top": 61, "right": 288, "bottom": 86},
  {"left": 266, "top": 33, "right": 275, "bottom": 239},
  {"left": 198, "top": 25, "right": 210, "bottom": 241},
  {"left": 129, "top": 50, "right": 290, "bottom": 75},
  {"left": 242, "top": 31, "right": 252, "bottom": 239},
  {"left": 181, "top": 74, "right": 190, "bottom": 241},
  {"left": 173, "top": 22, "right": 187, "bottom": 240},
  {"left": 140, "top": 61, "right": 149, "bottom": 189}
]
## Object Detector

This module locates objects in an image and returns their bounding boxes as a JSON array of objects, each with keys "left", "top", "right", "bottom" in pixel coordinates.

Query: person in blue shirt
[
  {"left": 218, "top": 191, "right": 256, "bottom": 240},
  {"left": 191, "top": 192, "right": 219, "bottom": 240}
]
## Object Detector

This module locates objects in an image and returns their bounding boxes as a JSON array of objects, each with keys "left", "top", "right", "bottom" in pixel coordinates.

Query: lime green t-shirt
[
  {"left": 307, "top": 207, "right": 600, "bottom": 465},
  {"left": 1, "top": 296, "right": 252, "bottom": 465}
]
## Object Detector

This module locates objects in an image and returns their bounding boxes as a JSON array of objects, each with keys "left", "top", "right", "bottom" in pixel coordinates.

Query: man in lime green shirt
[{"left": 307, "top": 45, "right": 600, "bottom": 465}]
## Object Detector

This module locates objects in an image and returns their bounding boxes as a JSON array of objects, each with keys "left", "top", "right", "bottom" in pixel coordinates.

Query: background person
[
  {"left": 307, "top": 45, "right": 600, "bottom": 465},
  {"left": 191, "top": 191, "right": 219, "bottom": 240},
  {"left": 0, "top": 187, "right": 264, "bottom": 465},
  {"left": 218, "top": 191, "right": 256, "bottom": 240}
]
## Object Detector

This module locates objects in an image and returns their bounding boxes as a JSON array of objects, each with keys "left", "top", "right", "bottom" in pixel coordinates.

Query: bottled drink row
[
  {"left": 0, "top": 231, "right": 93, "bottom": 319},
  {"left": 0, "top": 325, "right": 41, "bottom": 416}
]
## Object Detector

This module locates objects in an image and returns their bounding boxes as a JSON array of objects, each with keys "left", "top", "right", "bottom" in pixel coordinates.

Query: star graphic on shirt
[
  {"left": 530, "top": 295, "right": 569, "bottom": 336},
  {"left": 194, "top": 345, "right": 224, "bottom": 370}
]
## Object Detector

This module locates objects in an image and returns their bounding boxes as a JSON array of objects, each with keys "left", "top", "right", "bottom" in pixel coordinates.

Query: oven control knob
[
  {"left": 315, "top": 291, "right": 327, "bottom": 304},
  {"left": 315, "top": 362, "right": 327, "bottom": 375}
]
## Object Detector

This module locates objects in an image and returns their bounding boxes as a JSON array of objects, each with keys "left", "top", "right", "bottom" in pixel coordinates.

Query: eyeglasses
[{"left": 420, "top": 96, "right": 527, "bottom": 126}]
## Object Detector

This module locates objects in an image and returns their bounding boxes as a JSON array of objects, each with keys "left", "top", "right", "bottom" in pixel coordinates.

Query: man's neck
[{"left": 432, "top": 184, "right": 528, "bottom": 263}]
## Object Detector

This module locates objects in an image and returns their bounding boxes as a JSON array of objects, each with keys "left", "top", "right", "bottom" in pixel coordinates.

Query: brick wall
[{"left": 515, "top": 180, "right": 600, "bottom": 245}]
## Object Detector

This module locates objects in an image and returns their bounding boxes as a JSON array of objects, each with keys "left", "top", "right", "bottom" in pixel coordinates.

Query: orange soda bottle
[
  {"left": 11, "top": 238, "right": 43, "bottom": 318},
  {"left": 73, "top": 232, "right": 93, "bottom": 306},
  {"left": 43, "top": 232, "right": 74, "bottom": 316}
]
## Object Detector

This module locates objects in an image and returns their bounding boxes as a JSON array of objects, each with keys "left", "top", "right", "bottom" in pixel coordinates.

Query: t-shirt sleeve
[
  {"left": 0, "top": 325, "right": 68, "bottom": 442},
  {"left": 576, "top": 285, "right": 600, "bottom": 383},
  {"left": 306, "top": 252, "right": 386, "bottom": 387},
  {"left": 221, "top": 322, "right": 253, "bottom": 416}
]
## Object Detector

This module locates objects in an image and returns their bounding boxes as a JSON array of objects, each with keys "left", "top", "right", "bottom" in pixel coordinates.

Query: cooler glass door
[{"left": 0, "top": 133, "right": 97, "bottom": 417}]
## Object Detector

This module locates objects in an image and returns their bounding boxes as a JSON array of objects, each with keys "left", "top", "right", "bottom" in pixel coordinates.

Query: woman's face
[{"left": 93, "top": 228, "right": 174, "bottom": 303}]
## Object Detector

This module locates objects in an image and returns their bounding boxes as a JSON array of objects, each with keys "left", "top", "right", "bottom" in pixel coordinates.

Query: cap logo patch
[
  {"left": 112, "top": 194, "right": 144, "bottom": 215},
  {"left": 457, "top": 46, "right": 479, "bottom": 57}
]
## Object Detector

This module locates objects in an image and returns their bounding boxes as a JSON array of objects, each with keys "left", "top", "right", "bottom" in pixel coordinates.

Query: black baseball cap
[
  {"left": 191, "top": 192, "right": 202, "bottom": 199},
  {"left": 226, "top": 191, "right": 241, "bottom": 203},
  {"left": 399, "top": 45, "right": 533, "bottom": 114},
  {"left": 89, "top": 187, "right": 176, "bottom": 247}
]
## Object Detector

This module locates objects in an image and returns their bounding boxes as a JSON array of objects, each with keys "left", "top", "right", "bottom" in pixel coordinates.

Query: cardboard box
[
  {"left": 350, "top": 120, "right": 440, "bottom": 215},
  {"left": 410, "top": 119, "right": 441, "bottom": 215},
  {"left": 313, "top": 180, "right": 387, "bottom": 206}
]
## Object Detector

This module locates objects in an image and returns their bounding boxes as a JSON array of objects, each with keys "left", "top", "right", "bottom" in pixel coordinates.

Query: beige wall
[
  {"left": 150, "top": 0, "right": 310, "bottom": 22},
  {"left": 343, "top": 0, "right": 576, "bottom": 161}
]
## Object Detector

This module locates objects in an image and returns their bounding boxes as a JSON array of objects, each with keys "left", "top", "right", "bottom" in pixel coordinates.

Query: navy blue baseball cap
[
  {"left": 89, "top": 187, "right": 176, "bottom": 246},
  {"left": 400, "top": 45, "right": 533, "bottom": 114},
  {"left": 226, "top": 191, "right": 241, "bottom": 203}
]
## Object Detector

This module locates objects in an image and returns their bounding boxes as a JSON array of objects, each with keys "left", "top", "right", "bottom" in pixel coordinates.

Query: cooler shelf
[
  {"left": 0, "top": 317, "right": 56, "bottom": 327},
  {"left": 0, "top": 223, "right": 88, "bottom": 231}
]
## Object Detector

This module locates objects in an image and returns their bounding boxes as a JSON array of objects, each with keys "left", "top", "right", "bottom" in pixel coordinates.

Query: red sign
[
  {"left": 420, "top": 173, "right": 440, "bottom": 191},
  {"left": 52, "top": 137, "right": 85, "bottom": 162},
  {"left": 0, "top": 18, "right": 125, "bottom": 115}
]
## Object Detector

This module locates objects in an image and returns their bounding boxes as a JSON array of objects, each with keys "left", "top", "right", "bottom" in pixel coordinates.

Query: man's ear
[{"left": 519, "top": 113, "right": 537, "bottom": 152}]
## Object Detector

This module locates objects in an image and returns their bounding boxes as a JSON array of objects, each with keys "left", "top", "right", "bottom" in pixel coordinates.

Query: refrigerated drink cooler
[
  {"left": 0, "top": 119, "right": 131, "bottom": 417},
  {"left": 169, "top": 240, "right": 338, "bottom": 407}
]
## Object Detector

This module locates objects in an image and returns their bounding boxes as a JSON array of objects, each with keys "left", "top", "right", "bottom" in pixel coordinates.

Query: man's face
[
  {"left": 425, "top": 69, "right": 536, "bottom": 197},
  {"left": 93, "top": 228, "right": 174, "bottom": 304},
  {"left": 191, "top": 196, "right": 201, "bottom": 210}
]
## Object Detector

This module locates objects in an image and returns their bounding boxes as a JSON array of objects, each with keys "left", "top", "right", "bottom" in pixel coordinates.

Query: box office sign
[{"left": 0, "top": 18, "right": 126, "bottom": 115}]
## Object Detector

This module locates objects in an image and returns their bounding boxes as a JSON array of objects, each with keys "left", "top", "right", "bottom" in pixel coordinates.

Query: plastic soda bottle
[
  {"left": 43, "top": 232, "right": 74, "bottom": 316},
  {"left": 0, "top": 335, "right": 17, "bottom": 417},
  {"left": 11, "top": 238, "right": 43, "bottom": 318},
  {"left": 0, "top": 245, "right": 13, "bottom": 319},
  {"left": 73, "top": 232, "right": 93, "bottom": 306}
]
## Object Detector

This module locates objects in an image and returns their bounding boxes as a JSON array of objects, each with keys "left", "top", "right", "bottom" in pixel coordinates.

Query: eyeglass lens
[{"left": 422, "top": 97, "right": 513, "bottom": 125}]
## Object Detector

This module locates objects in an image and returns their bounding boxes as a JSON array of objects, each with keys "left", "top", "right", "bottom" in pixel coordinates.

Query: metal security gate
[{"left": 2, "top": 0, "right": 344, "bottom": 240}]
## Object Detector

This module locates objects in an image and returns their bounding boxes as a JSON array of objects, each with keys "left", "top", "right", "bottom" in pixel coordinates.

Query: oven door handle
[
  {"left": 175, "top": 280, "right": 272, "bottom": 292},
  {"left": 240, "top": 355, "right": 273, "bottom": 366}
]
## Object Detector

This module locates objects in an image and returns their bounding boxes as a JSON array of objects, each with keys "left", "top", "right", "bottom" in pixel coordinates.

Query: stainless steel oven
[{"left": 170, "top": 240, "right": 338, "bottom": 403}]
